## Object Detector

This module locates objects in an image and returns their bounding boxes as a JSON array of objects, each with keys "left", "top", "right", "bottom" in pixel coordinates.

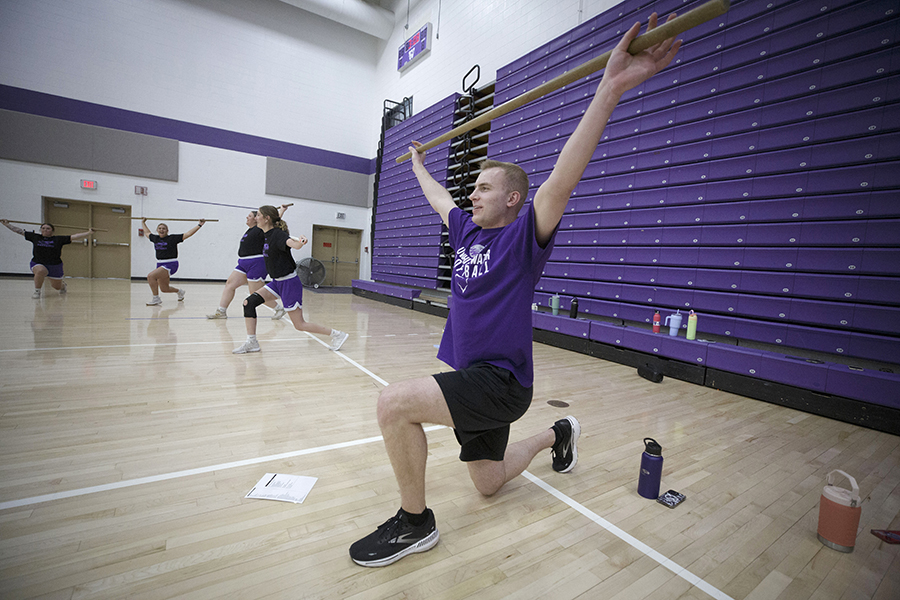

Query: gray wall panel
[
  {"left": 0, "top": 110, "right": 93, "bottom": 169},
  {"left": 0, "top": 109, "right": 178, "bottom": 181},
  {"left": 266, "top": 157, "right": 370, "bottom": 208},
  {"left": 92, "top": 127, "right": 178, "bottom": 181}
]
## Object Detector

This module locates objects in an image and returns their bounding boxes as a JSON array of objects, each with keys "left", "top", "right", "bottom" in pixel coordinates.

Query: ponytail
[{"left": 257, "top": 205, "right": 289, "bottom": 235}]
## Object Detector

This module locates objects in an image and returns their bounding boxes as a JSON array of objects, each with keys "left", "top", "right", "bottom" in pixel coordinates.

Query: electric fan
[{"left": 296, "top": 257, "right": 327, "bottom": 288}]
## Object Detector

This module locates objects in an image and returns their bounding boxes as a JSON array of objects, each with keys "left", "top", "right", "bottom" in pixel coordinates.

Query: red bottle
[{"left": 652, "top": 311, "right": 661, "bottom": 333}]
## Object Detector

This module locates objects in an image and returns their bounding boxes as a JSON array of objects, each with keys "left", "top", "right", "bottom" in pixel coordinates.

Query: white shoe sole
[
  {"left": 232, "top": 346, "right": 260, "bottom": 354},
  {"left": 330, "top": 332, "right": 349, "bottom": 351},
  {"left": 557, "top": 416, "right": 580, "bottom": 473}
]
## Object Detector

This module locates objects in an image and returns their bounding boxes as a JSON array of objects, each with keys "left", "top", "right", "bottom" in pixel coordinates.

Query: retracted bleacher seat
[{"left": 365, "top": 0, "right": 900, "bottom": 430}]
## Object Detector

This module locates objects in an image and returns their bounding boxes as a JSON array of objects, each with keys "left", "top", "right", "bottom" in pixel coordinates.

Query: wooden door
[
  {"left": 42, "top": 198, "right": 132, "bottom": 279},
  {"left": 91, "top": 204, "right": 131, "bottom": 279},
  {"left": 310, "top": 226, "right": 336, "bottom": 286},
  {"left": 334, "top": 228, "right": 361, "bottom": 287},
  {"left": 44, "top": 198, "right": 91, "bottom": 277},
  {"left": 311, "top": 225, "right": 361, "bottom": 287}
]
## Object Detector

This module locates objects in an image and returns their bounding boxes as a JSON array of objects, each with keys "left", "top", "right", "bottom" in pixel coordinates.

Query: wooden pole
[
  {"left": 3, "top": 220, "right": 108, "bottom": 232},
  {"left": 396, "top": 0, "right": 730, "bottom": 163},
  {"left": 123, "top": 217, "right": 219, "bottom": 222}
]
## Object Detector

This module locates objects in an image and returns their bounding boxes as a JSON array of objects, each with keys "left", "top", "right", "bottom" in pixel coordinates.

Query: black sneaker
[
  {"left": 349, "top": 509, "right": 440, "bottom": 567},
  {"left": 551, "top": 416, "right": 580, "bottom": 473}
]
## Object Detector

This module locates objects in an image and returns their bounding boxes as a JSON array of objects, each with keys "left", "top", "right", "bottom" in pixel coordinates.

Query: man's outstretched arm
[
  {"left": 533, "top": 13, "right": 681, "bottom": 246},
  {"left": 408, "top": 140, "right": 457, "bottom": 227}
]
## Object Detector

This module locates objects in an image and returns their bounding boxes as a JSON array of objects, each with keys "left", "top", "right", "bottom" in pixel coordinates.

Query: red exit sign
[{"left": 81, "top": 179, "right": 98, "bottom": 190}]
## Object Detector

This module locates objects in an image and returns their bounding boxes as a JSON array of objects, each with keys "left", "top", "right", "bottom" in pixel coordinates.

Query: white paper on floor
[{"left": 245, "top": 473, "right": 317, "bottom": 504}]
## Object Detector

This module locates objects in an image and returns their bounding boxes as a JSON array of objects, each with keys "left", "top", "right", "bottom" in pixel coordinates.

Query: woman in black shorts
[
  {"left": 232, "top": 205, "right": 348, "bottom": 354},
  {"left": 142, "top": 217, "right": 205, "bottom": 306},
  {"left": 207, "top": 205, "right": 290, "bottom": 320},
  {"left": 1, "top": 220, "right": 94, "bottom": 298}
]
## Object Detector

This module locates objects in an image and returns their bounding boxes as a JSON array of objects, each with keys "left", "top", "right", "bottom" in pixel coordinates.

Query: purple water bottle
[{"left": 638, "top": 438, "right": 663, "bottom": 499}]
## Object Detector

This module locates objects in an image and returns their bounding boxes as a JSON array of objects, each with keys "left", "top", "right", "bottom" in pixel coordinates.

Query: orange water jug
[{"left": 817, "top": 470, "right": 861, "bottom": 553}]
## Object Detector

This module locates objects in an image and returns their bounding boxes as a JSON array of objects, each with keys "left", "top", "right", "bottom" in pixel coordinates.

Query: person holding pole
[
  {"left": 349, "top": 13, "right": 681, "bottom": 567},
  {"left": 207, "top": 205, "right": 291, "bottom": 320},
  {"left": 232, "top": 205, "right": 348, "bottom": 354},
  {"left": 1, "top": 220, "right": 94, "bottom": 298},
  {"left": 143, "top": 217, "right": 205, "bottom": 306}
]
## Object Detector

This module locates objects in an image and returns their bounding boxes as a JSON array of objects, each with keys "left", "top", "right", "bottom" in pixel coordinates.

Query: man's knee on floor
[{"left": 469, "top": 466, "right": 505, "bottom": 497}]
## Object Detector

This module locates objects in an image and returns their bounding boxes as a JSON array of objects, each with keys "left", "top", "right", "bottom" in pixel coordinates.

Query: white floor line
[
  {"left": 0, "top": 338, "right": 314, "bottom": 353},
  {"left": 521, "top": 471, "right": 734, "bottom": 600},
  {"left": 303, "top": 331, "right": 389, "bottom": 386},
  {"left": 3, "top": 327, "right": 729, "bottom": 600},
  {"left": 0, "top": 426, "right": 446, "bottom": 511}
]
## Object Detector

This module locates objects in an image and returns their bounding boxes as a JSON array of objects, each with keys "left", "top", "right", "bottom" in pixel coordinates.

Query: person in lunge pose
[
  {"left": 232, "top": 205, "right": 348, "bottom": 354},
  {"left": 143, "top": 218, "right": 205, "bottom": 306},
  {"left": 1, "top": 220, "right": 94, "bottom": 298},
  {"left": 207, "top": 205, "right": 290, "bottom": 320},
  {"left": 349, "top": 13, "right": 681, "bottom": 567}
]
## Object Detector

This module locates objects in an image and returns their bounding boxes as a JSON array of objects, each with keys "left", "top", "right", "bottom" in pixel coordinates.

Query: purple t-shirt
[{"left": 438, "top": 204, "right": 557, "bottom": 387}]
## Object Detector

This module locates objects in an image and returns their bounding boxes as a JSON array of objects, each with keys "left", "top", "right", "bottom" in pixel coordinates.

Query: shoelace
[{"left": 376, "top": 513, "right": 407, "bottom": 542}]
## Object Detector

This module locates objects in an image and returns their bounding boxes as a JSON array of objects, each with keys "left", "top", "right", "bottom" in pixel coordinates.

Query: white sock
[{"left": 248, "top": 335, "right": 257, "bottom": 342}]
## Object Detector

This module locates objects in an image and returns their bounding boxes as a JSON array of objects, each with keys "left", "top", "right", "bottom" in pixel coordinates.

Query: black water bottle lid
[{"left": 644, "top": 437, "right": 662, "bottom": 455}]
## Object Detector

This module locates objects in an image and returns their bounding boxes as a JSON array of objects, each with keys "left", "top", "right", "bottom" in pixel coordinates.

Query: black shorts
[{"left": 433, "top": 363, "right": 533, "bottom": 462}]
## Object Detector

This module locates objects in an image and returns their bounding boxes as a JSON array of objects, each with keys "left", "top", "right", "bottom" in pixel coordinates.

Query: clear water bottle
[{"left": 638, "top": 438, "right": 664, "bottom": 499}]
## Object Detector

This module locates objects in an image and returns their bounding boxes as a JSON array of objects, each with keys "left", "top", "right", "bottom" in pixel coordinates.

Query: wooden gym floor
[{"left": 0, "top": 276, "right": 897, "bottom": 600}]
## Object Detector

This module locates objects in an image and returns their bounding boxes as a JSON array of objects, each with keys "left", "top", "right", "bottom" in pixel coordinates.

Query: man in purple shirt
[{"left": 350, "top": 14, "right": 681, "bottom": 567}]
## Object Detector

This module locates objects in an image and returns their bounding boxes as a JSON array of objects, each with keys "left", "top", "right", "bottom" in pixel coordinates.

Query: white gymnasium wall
[
  {"left": 0, "top": 0, "right": 380, "bottom": 156},
  {"left": 0, "top": 0, "right": 379, "bottom": 280},
  {"left": 0, "top": 144, "right": 373, "bottom": 281},
  {"left": 371, "top": 0, "right": 623, "bottom": 134},
  {"left": 0, "top": 0, "right": 634, "bottom": 280}
]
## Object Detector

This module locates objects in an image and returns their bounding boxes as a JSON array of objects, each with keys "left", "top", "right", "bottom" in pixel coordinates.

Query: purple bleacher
[
  {"left": 352, "top": 279, "right": 421, "bottom": 300},
  {"left": 825, "top": 365, "right": 900, "bottom": 409},
  {"left": 706, "top": 343, "right": 763, "bottom": 377},
  {"left": 366, "top": 0, "right": 900, "bottom": 418},
  {"left": 532, "top": 311, "right": 590, "bottom": 338},
  {"left": 757, "top": 352, "right": 830, "bottom": 393},
  {"left": 848, "top": 330, "right": 900, "bottom": 363}
]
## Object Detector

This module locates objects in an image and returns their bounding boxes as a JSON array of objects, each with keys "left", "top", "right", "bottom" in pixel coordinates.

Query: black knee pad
[{"left": 243, "top": 292, "right": 265, "bottom": 318}]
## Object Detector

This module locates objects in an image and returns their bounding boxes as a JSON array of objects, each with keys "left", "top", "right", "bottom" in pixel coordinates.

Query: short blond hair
[{"left": 480, "top": 159, "right": 529, "bottom": 200}]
